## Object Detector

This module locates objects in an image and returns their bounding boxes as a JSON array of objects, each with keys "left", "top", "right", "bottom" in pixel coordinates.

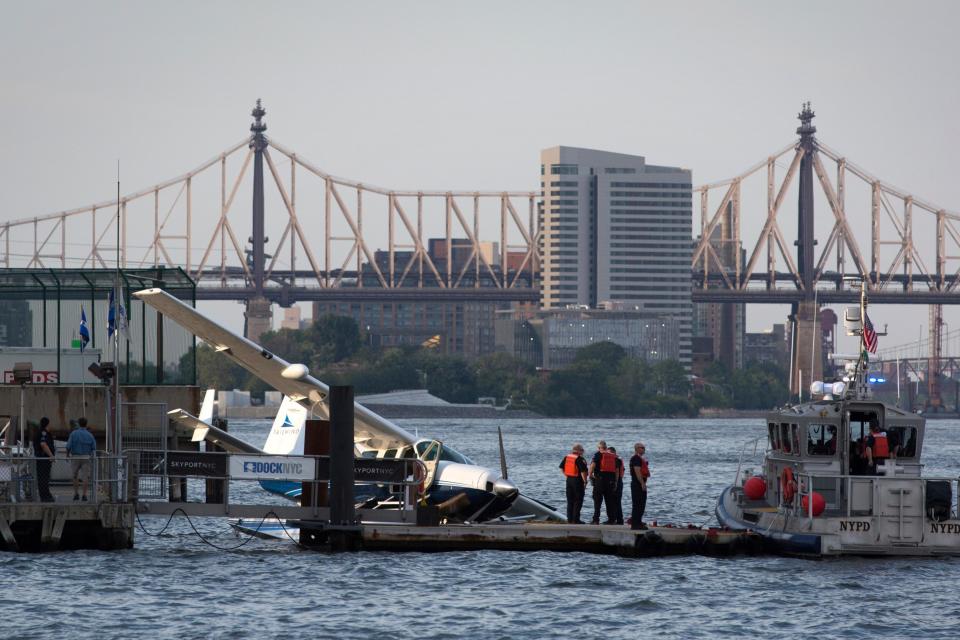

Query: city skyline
[{"left": 3, "top": 1, "right": 959, "bottom": 355}]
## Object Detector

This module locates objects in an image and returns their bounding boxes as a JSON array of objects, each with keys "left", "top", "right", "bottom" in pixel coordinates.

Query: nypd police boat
[{"left": 717, "top": 286, "right": 960, "bottom": 556}]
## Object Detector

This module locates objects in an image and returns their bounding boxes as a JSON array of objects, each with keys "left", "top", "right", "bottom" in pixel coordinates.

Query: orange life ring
[{"left": 780, "top": 467, "right": 797, "bottom": 504}]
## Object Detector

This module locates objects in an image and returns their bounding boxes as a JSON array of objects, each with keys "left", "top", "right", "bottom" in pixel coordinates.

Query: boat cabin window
[
  {"left": 886, "top": 426, "right": 918, "bottom": 458},
  {"left": 768, "top": 423, "right": 780, "bottom": 451},
  {"left": 791, "top": 424, "right": 801, "bottom": 456},
  {"left": 848, "top": 409, "right": 881, "bottom": 475},
  {"left": 780, "top": 423, "right": 792, "bottom": 453},
  {"left": 807, "top": 423, "right": 838, "bottom": 456}
]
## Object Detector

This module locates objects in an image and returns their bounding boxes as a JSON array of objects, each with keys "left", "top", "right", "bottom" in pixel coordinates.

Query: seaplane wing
[{"left": 133, "top": 288, "right": 417, "bottom": 451}]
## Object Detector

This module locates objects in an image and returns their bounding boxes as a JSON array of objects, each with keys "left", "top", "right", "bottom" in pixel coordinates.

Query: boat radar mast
[{"left": 814, "top": 281, "right": 885, "bottom": 402}]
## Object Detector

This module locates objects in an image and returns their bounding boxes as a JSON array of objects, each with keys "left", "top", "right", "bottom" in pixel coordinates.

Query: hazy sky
[{"left": 3, "top": 1, "right": 959, "bottom": 355}]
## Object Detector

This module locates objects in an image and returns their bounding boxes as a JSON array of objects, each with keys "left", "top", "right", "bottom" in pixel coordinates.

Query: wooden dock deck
[{"left": 335, "top": 522, "right": 762, "bottom": 557}]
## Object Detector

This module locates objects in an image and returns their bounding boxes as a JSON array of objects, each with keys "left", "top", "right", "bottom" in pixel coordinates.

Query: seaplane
[{"left": 136, "top": 287, "right": 563, "bottom": 525}]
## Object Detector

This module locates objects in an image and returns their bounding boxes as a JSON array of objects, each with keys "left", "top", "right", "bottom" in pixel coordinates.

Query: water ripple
[{"left": 4, "top": 418, "right": 960, "bottom": 639}]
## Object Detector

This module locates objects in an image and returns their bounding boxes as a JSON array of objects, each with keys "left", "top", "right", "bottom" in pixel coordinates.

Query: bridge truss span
[
  {"left": 0, "top": 103, "right": 540, "bottom": 304},
  {"left": 692, "top": 105, "right": 960, "bottom": 305}
]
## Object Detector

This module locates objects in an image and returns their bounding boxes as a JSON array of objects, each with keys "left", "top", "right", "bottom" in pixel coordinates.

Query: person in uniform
[
  {"left": 630, "top": 442, "right": 650, "bottom": 529},
  {"left": 865, "top": 423, "right": 890, "bottom": 474},
  {"left": 588, "top": 440, "right": 618, "bottom": 524},
  {"left": 559, "top": 443, "right": 588, "bottom": 523},
  {"left": 34, "top": 416, "right": 56, "bottom": 502},
  {"left": 608, "top": 446, "right": 625, "bottom": 525}
]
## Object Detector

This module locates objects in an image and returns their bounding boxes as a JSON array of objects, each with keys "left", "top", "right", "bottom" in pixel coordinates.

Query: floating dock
[
  {"left": 296, "top": 521, "right": 762, "bottom": 557},
  {"left": 0, "top": 502, "right": 133, "bottom": 552}
]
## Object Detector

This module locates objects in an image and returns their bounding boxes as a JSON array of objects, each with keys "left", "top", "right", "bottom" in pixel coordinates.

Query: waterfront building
[
  {"left": 494, "top": 306, "right": 680, "bottom": 370},
  {"left": 539, "top": 146, "right": 692, "bottom": 366},
  {"left": 743, "top": 323, "right": 789, "bottom": 367},
  {"left": 313, "top": 239, "right": 535, "bottom": 358}
]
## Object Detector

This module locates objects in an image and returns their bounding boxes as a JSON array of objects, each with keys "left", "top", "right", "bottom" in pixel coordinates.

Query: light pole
[{"left": 12, "top": 362, "right": 32, "bottom": 452}]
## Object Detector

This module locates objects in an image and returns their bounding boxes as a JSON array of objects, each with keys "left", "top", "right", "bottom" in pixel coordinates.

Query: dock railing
[
  {"left": 0, "top": 451, "right": 131, "bottom": 505},
  {"left": 131, "top": 450, "right": 427, "bottom": 524}
]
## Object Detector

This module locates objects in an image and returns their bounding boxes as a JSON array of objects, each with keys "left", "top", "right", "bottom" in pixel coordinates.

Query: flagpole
[{"left": 80, "top": 346, "right": 85, "bottom": 412}]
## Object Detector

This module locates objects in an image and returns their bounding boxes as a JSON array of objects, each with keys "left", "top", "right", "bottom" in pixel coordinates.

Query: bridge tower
[
  {"left": 790, "top": 103, "right": 823, "bottom": 395},
  {"left": 244, "top": 99, "right": 273, "bottom": 340}
]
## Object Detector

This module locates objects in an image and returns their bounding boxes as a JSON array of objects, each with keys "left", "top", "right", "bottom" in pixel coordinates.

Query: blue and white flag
[
  {"left": 108, "top": 288, "right": 129, "bottom": 341},
  {"left": 79, "top": 306, "right": 90, "bottom": 352}
]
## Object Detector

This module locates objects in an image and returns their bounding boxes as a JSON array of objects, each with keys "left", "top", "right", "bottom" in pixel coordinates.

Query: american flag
[{"left": 863, "top": 314, "right": 878, "bottom": 353}]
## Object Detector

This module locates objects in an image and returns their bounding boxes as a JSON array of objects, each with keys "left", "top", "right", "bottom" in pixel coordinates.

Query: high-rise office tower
[{"left": 539, "top": 146, "right": 693, "bottom": 365}]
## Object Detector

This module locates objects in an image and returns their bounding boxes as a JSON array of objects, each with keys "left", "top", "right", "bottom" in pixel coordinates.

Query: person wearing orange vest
[
  {"left": 559, "top": 443, "right": 589, "bottom": 523},
  {"left": 588, "top": 440, "right": 618, "bottom": 524},
  {"left": 866, "top": 423, "right": 890, "bottom": 474},
  {"left": 629, "top": 442, "right": 651, "bottom": 529}
]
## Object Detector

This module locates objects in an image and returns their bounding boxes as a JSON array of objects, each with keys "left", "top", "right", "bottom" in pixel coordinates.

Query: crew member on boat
[{"left": 865, "top": 423, "right": 890, "bottom": 474}]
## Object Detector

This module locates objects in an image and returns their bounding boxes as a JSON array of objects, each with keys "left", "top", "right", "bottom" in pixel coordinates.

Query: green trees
[
  {"left": 191, "top": 343, "right": 248, "bottom": 391},
  {"left": 695, "top": 360, "right": 790, "bottom": 410},
  {"left": 186, "top": 310, "right": 749, "bottom": 417},
  {"left": 523, "top": 343, "right": 696, "bottom": 417}
]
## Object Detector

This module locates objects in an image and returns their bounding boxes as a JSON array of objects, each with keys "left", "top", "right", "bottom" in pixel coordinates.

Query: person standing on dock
[
  {"left": 66, "top": 417, "right": 97, "bottom": 501},
  {"left": 589, "top": 440, "right": 618, "bottom": 524},
  {"left": 560, "top": 443, "right": 589, "bottom": 523},
  {"left": 34, "top": 417, "right": 56, "bottom": 502},
  {"left": 630, "top": 442, "right": 650, "bottom": 529},
  {"left": 608, "top": 446, "right": 625, "bottom": 525}
]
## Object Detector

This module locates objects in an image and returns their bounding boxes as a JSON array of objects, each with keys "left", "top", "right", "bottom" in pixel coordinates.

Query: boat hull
[{"left": 717, "top": 485, "right": 960, "bottom": 557}]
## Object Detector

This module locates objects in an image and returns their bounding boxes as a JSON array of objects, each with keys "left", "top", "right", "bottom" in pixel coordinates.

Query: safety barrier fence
[
  {"left": 0, "top": 452, "right": 130, "bottom": 504},
  {"left": 130, "top": 450, "right": 428, "bottom": 522}
]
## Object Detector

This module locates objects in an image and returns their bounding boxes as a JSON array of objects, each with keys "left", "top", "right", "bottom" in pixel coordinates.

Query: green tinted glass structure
[{"left": 0, "top": 268, "right": 196, "bottom": 385}]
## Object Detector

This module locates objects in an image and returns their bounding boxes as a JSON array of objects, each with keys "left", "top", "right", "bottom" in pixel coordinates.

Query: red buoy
[
  {"left": 801, "top": 491, "right": 826, "bottom": 516},
  {"left": 743, "top": 476, "right": 766, "bottom": 500}
]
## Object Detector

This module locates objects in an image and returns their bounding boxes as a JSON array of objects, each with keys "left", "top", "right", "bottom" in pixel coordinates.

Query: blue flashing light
[{"left": 867, "top": 376, "right": 886, "bottom": 384}]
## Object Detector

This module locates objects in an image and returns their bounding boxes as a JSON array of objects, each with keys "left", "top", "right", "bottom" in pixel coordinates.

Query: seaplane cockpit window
[
  {"left": 807, "top": 423, "right": 838, "bottom": 456},
  {"left": 438, "top": 446, "right": 473, "bottom": 465},
  {"left": 768, "top": 423, "right": 780, "bottom": 451},
  {"left": 780, "top": 423, "right": 792, "bottom": 454}
]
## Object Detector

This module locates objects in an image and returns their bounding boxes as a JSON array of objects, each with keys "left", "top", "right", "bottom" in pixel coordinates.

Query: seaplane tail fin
[
  {"left": 262, "top": 396, "right": 308, "bottom": 456},
  {"left": 198, "top": 389, "right": 215, "bottom": 424}
]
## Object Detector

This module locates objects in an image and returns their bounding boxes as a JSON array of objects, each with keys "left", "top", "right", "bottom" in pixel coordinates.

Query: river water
[{"left": 4, "top": 417, "right": 960, "bottom": 639}]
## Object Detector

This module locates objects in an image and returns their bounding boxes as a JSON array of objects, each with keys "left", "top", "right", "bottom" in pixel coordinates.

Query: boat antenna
[{"left": 809, "top": 286, "right": 818, "bottom": 400}]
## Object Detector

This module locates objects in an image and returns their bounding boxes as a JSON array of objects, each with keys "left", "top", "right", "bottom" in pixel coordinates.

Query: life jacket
[
  {"left": 599, "top": 451, "right": 617, "bottom": 473},
  {"left": 563, "top": 454, "right": 581, "bottom": 477},
  {"left": 640, "top": 457, "right": 650, "bottom": 479},
  {"left": 872, "top": 433, "right": 890, "bottom": 458}
]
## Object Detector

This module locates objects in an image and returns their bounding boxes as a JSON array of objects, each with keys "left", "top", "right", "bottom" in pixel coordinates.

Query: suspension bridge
[{"left": 2, "top": 101, "right": 959, "bottom": 403}]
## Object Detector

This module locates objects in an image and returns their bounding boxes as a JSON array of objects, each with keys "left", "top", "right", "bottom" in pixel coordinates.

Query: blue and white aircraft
[{"left": 146, "top": 287, "right": 562, "bottom": 523}]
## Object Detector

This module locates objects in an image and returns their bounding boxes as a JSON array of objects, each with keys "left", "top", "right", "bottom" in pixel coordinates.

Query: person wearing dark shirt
[
  {"left": 559, "top": 443, "right": 589, "bottom": 524},
  {"left": 588, "top": 440, "right": 618, "bottom": 524},
  {"left": 34, "top": 416, "right": 56, "bottom": 502},
  {"left": 629, "top": 442, "right": 651, "bottom": 530},
  {"left": 608, "top": 446, "right": 625, "bottom": 525}
]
